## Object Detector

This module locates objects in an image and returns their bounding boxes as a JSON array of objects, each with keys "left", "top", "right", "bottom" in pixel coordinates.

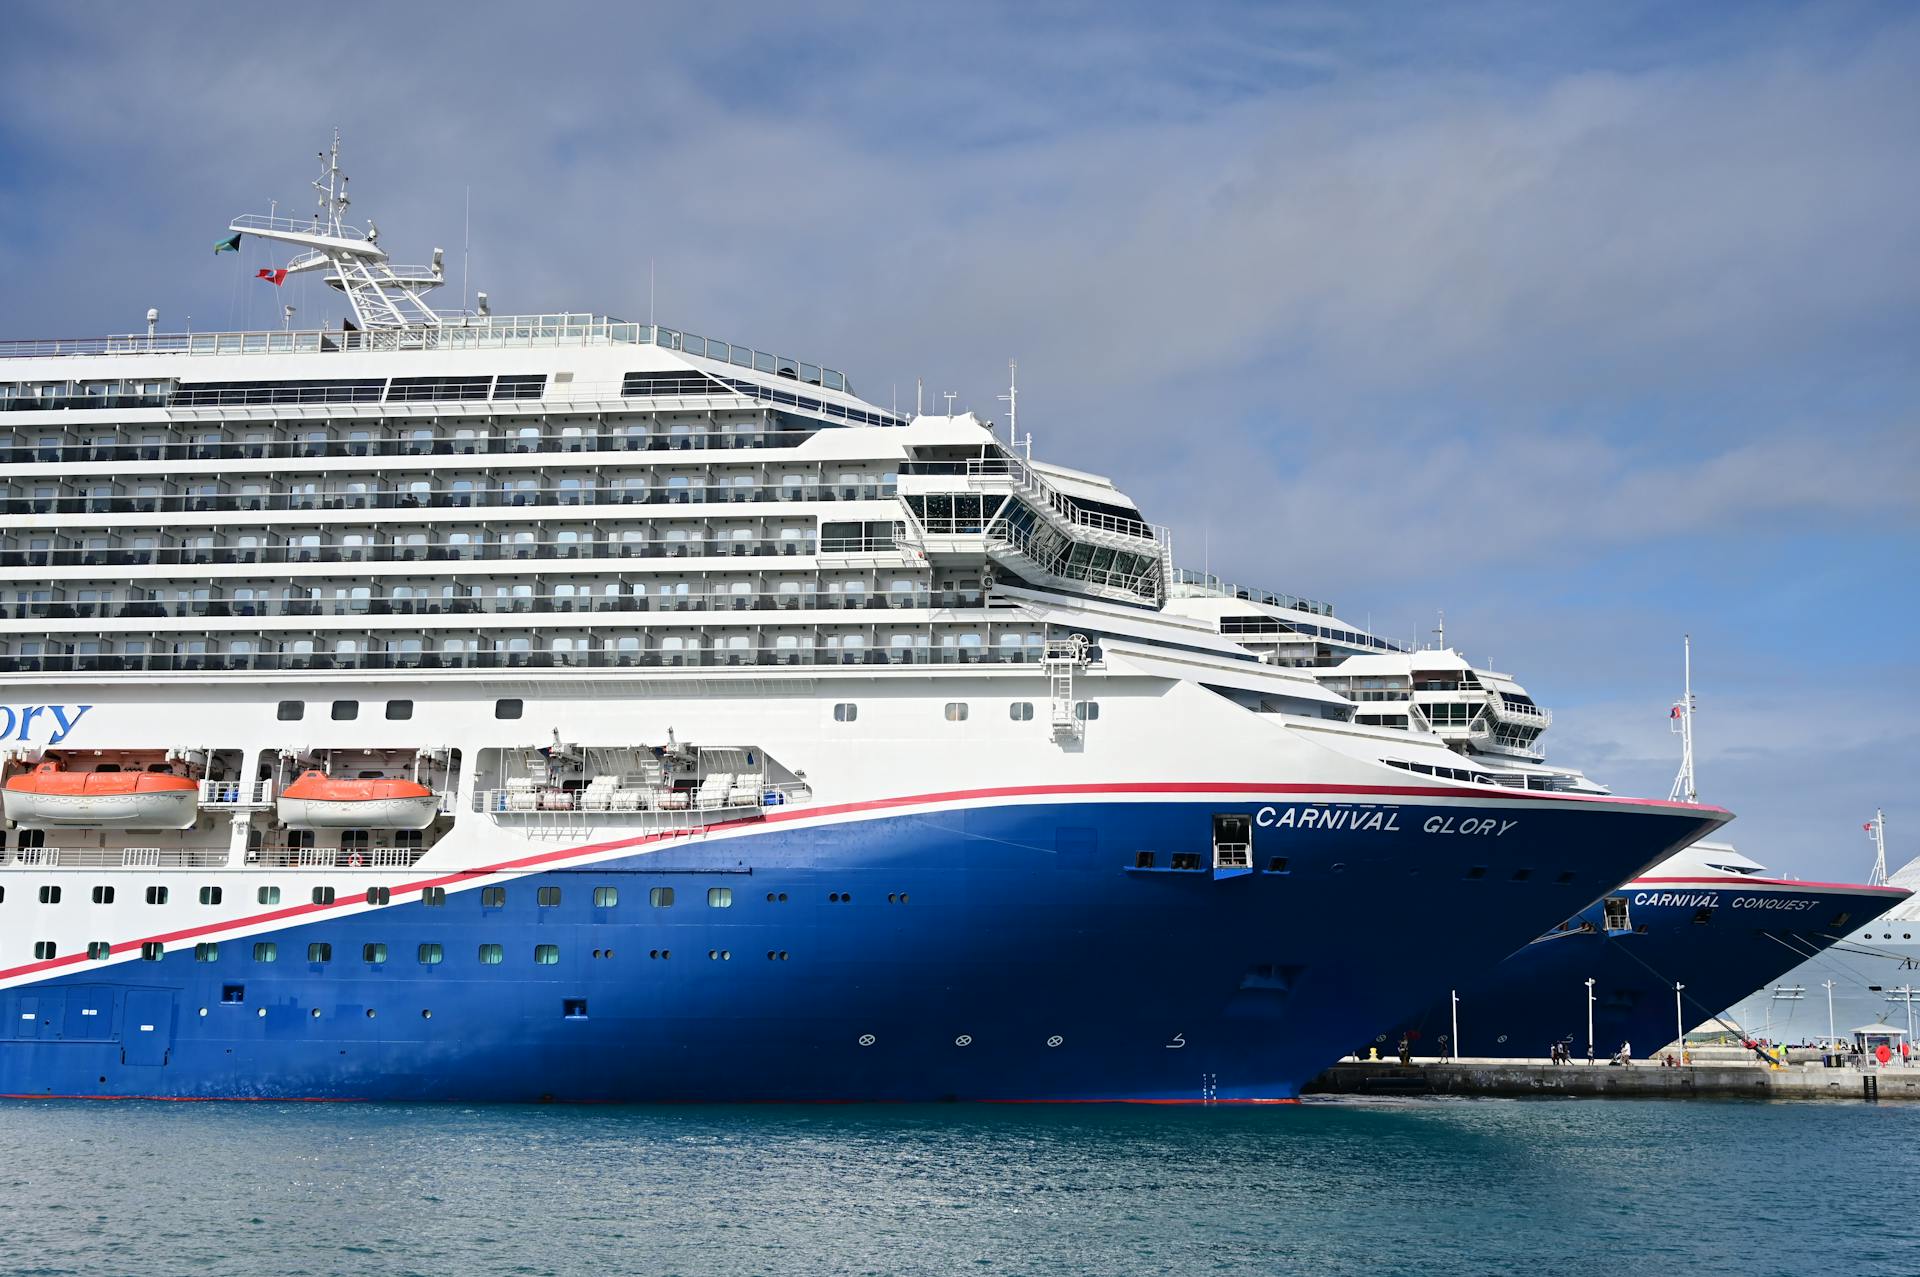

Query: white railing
[
  {"left": 966, "top": 457, "right": 1169, "bottom": 547},
  {"left": 199, "top": 779, "right": 276, "bottom": 807},
  {"left": 6, "top": 845, "right": 230, "bottom": 868},
  {"left": 1169, "top": 569, "right": 1333, "bottom": 618},
  {"left": 473, "top": 779, "right": 811, "bottom": 823},
  {"left": 229, "top": 213, "right": 370, "bottom": 241},
  {"left": 249, "top": 844, "right": 423, "bottom": 869},
  {"left": 0, "top": 316, "right": 857, "bottom": 400}
]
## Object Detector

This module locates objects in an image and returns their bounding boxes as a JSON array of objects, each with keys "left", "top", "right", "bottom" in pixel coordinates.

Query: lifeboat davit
[
  {"left": 277, "top": 770, "right": 439, "bottom": 830},
  {"left": 3, "top": 762, "right": 199, "bottom": 829}
]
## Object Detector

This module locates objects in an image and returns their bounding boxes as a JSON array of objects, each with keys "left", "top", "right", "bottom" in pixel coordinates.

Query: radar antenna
[
  {"left": 1668, "top": 634, "right": 1697, "bottom": 804},
  {"left": 226, "top": 131, "right": 450, "bottom": 329}
]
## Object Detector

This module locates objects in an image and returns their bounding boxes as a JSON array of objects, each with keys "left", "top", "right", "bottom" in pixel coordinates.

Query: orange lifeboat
[
  {"left": 3, "top": 761, "right": 199, "bottom": 829},
  {"left": 277, "top": 770, "right": 439, "bottom": 830}
]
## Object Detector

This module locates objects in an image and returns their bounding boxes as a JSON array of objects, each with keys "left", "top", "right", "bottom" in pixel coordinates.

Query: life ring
[{"left": 347, "top": 851, "right": 364, "bottom": 868}]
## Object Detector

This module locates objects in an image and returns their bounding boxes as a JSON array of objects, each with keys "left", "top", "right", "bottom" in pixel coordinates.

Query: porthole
[
  {"left": 421, "top": 1009, "right": 433, "bottom": 1020},
  {"left": 310, "top": 1008, "right": 321, "bottom": 1019},
  {"left": 365, "top": 1008, "right": 376, "bottom": 1019}
]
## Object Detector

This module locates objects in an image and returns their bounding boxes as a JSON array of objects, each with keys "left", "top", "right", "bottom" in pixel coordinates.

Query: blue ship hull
[
  {"left": 1382, "top": 877, "right": 1906, "bottom": 1059},
  {"left": 1, "top": 794, "right": 1723, "bottom": 1101}
]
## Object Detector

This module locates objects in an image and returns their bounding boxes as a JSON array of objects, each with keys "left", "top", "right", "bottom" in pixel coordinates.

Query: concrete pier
[{"left": 1309, "top": 1057, "right": 1920, "bottom": 1102}]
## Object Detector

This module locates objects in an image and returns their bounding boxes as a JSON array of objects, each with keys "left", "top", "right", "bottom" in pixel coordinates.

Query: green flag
[{"left": 213, "top": 232, "right": 242, "bottom": 255}]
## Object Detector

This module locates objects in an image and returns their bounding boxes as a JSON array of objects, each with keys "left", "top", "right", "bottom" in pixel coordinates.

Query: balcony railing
[
  {"left": 0, "top": 642, "right": 1049, "bottom": 676},
  {"left": 5, "top": 589, "right": 969, "bottom": 624},
  {"left": 0, "top": 427, "right": 821, "bottom": 463},
  {"left": 0, "top": 481, "right": 896, "bottom": 518}
]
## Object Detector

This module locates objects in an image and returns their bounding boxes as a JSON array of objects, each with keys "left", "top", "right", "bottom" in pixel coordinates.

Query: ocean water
[{"left": 1, "top": 1097, "right": 1911, "bottom": 1276}]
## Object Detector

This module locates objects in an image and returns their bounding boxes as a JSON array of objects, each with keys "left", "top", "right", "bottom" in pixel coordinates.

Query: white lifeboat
[
  {"left": 277, "top": 770, "right": 439, "bottom": 830},
  {"left": 3, "top": 761, "right": 199, "bottom": 829}
]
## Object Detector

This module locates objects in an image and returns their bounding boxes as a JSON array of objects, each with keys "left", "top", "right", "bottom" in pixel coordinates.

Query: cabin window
[
  {"left": 145, "top": 886, "right": 168, "bottom": 905},
  {"left": 479, "top": 943, "right": 504, "bottom": 964},
  {"left": 141, "top": 942, "right": 163, "bottom": 961},
  {"left": 253, "top": 942, "right": 278, "bottom": 962},
  {"left": 366, "top": 887, "right": 391, "bottom": 906},
  {"left": 593, "top": 886, "right": 619, "bottom": 908},
  {"left": 385, "top": 699, "right": 414, "bottom": 720},
  {"left": 257, "top": 886, "right": 280, "bottom": 904},
  {"left": 482, "top": 887, "right": 505, "bottom": 908},
  {"left": 944, "top": 702, "right": 969, "bottom": 721},
  {"left": 833, "top": 702, "right": 857, "bottom": 722},
  {"left": 308, "top": 943, "right": 332, "bottom": 963},
  {"left": 650, "top": 887, "right": 674, "bottom": 908},
  {"left": 88, "top": 941, "right": 111, "bottom": 960},
  {"left": 363, "top": 943, "right": 388, "bottom": 964},
  {"left": 1692, "top": 907, "right": 1714, "bottom": 924},
  {"left": 495, "top": 698, "right": 524, "bottom": 719},
  {"left": 708, "top": 887, "right": 733, "bottom": 909},
  {"left": 331, "top": 699, "right": 358, "bottom": 721},
  {"left": 534, "top": 944, "right": 560, "bottom": 965},
  {"left": 312, "top": 886, "right": 335, "bottom": 905},
  {"left": 1074, "top": 701, "right": 1100, "bottom": 721},
  {"left": 39, "top": 885, "right": 60, "bottom": 904},
  {"left": 423, "top": 886, "right": 446, "bottom": 907},
  {"left": 199, "top": 886, "right": 223, "bottom": 905},
  {"left": 195, "top": 942, "right": 219, "bottom": 962},
  {"left": 91, "top": 885, "right": 114, "bottom": 904},
  {"left": 1009, "top": 701, "right": 1034, "bottom": 721},
  {"left": 537, "top": 886, "right": 562, "bottom": 907},
  {"left": 419, "top": 943, "right": 444, "bottom": 965},
  {"left": 277, "top": 699, "right": 305, "bottom": 721},
  {"left": 33, "top": 941, "right": 56, "bottom": 960}
]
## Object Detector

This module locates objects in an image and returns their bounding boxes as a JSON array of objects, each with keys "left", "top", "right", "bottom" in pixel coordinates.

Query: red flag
[
  {"left": 1866, "top": 822, "right": 1876, "bottom": 832},
  {"left": 256, "top": 268, "right": 288, "bottom": 286},
  {"left": 1669, "top": 705, "right": 1683, "bottom": 719}
]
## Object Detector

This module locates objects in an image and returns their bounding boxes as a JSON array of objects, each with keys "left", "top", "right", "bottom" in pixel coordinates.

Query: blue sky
[{"left": 1, "top": 2, "right": 1913, "bottom": 877}]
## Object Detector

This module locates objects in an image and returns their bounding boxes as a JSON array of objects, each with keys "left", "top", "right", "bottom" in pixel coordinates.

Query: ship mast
[
  {"left": 226, "top": 131, "right": 449, "bottom": 329},
  {"left": 1867, "top": 809, "right": 1889, "bottom": 887},
  {"left": 1668, "top": 634, "right": 1696, "bottom": 804}
]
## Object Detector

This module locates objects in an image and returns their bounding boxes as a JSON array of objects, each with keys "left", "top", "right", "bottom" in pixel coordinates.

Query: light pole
[
  {"left": 1450, "top": 989, "right": 1460, "bottom": 1062},
  {"left": 1585, "top": 978, "right": 1596, "bottom": 1064},
  {"left": 1825, "top": 980, "right": 1836, "bottom": 1049},
  {"left": 1674, "top": 983, "right": 1686, "bottom": 1060}
]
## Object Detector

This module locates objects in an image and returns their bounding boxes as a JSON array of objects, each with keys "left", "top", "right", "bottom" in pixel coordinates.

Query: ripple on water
[{"left": 0, "top": 1098, "right": 1912, "bottom": 1276}]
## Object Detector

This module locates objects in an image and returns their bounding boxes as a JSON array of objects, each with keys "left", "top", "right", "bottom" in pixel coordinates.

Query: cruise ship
[
  {"left": 0, "top": 142, "right": 1729, "bottom": 1102},
  {"left": 1155, "top": 604, "right": 1906, "bottom": 1060},
  {"left": 1722, "top": 813, "right": 1920, "bottom": 1043}
]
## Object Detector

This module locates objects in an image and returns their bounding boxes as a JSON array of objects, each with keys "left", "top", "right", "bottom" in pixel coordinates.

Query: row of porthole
[
  {"left": 197, "top": 1005, "right": 398, "bottom": 1020},
  {"left": 853, "top": 1034, "right": 1066, "bottom": 1048}
]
